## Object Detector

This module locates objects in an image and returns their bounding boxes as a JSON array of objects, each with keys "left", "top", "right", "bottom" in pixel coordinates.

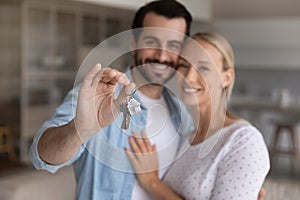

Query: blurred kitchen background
[{"left": 0, "top": 0, "right": 300, "bottom": 199}]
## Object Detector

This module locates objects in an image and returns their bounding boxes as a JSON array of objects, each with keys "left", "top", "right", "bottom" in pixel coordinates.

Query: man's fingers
[
  {"left": 91, "top": 68, "right": 115, "bottom": 87},
  {"left": 100, "top": 68, "right": 130, "bottom": 85},
  {"left": 90, "top": 67, "right": 130, "bottom": 88},
  {"left": 82, "top": 64, "right": 131, "bottom": 89},
  {"left": 82, "top": 63, "right": 102, "bottom": 88},
  {"left": 115, "top": 82, "right": 136, "bottom": 107},
  {"left": 100, "top": 68, "right": 118, "bottom": 84}
]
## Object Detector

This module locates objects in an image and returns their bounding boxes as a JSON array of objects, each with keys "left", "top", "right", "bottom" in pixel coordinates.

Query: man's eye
[
  {"left": 168, "top": 43, "right": 181, "bottom": 52},
  {"left": 144, "top": 40, "right": 158, "bottom": 48}
]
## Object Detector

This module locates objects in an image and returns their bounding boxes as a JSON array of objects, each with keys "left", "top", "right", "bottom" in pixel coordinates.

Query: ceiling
[{"left": 215, "top": 0, "right": 300, "bottom": 18}]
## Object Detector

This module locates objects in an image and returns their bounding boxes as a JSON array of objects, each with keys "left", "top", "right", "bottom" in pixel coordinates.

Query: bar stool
[
  {"left": 270, "top": 116, "right": 299, "bottom": 173},
  {"left": 0, "top": 126, "right": 17, "bottom": 161}
]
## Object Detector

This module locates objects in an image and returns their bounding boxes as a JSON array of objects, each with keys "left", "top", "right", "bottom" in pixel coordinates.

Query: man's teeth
[
  {"left": 184, "top": 88, "right": 198, "bottom": 93},
  {"left": 155, "top": 65, "right": 167, "bottom": 70}
]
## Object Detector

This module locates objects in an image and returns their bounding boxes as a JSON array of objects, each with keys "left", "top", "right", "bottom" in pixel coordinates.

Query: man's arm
[
  {"left": 37, "top": 64, "right": 135, "bottom": 165},
  {"left": 38, "top": 120, "right": 81, "bottom": 165}
]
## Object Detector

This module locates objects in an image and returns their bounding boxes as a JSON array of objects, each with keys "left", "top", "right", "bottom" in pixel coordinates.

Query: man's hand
[{"left": 75, "top": 63, "right": 135, "bottom": 141}]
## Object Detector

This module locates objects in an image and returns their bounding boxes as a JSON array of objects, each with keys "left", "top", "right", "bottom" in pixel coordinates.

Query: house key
[{"left": 120, "top": 91, "right": 141, "bottom": 130}]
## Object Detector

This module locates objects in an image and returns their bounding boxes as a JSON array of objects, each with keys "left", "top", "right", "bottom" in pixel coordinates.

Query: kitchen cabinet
[
  {"left": 0, "top": 0, "right": 133, "bottom": 163},
  {"left": 214, "top": 18, "right": 300, "bottom": 70},
  {"left": 20, "top": 1, "right": 79, "bottom": 162},
  {"left": 77, "top": 0, "right": 213, "bottom": 21}
]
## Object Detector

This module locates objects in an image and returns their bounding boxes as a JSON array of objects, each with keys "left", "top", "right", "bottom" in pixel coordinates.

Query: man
[
  {"left": 31, "top": 1, "right": 266, "bottom": 199},
  {"left": 31, "top": 1, "right": 193, "bottom": 199}
]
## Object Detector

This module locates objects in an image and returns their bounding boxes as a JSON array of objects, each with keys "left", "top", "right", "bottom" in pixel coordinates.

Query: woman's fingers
[
  {"left": 128, "top": 131, "right": 154, "bottom": 154},
  {"left": 141, "top": 130, "right": 153, "bottom": 152},
  {"left": 128, "top": 135, "right": 141, "bottom": 154},
  {"left": 126, "top": 131, "right": 159, "bottom": 174},
  {"left": 125, "top": 147, "right": 139, "bottom": 167},
  {"left": 132, "top": 132, "right": 149, "bottom": 153}
]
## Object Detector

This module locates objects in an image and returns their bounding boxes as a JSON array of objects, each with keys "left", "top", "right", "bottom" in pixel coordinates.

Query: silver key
[
  {"left": 127, "top": 97, "right": 141, "bottom": 115},
  {"left": 120, "top": 94, "right": 141, "bottom": 130},
  {"left": 121, "top": 110, "right": 131, "bottom": 130}
]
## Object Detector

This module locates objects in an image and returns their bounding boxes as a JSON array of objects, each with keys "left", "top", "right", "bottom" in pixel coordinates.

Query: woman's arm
[
  {"left": 211, "top": 127, "right": 270, "bottom": 200},
  {"left": 126, "top": 131, "right": 184, "bottom": 200}
]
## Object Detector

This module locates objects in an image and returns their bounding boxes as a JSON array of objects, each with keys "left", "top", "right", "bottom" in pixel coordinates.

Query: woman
[{"left": 126, "top": 33, "right": 270, "bottom": 199}]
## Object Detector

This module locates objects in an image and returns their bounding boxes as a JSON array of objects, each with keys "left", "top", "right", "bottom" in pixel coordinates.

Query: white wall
[{"left": 214, "top": 18, "right": 300, "bottom": 69}]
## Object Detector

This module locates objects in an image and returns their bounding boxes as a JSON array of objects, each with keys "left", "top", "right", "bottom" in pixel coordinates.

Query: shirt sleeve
[
  {"left": 30, "top": 85, "right": 85, "bottom": 173},
  {"left": 211, "top": 126, "right": 270, "bottom": 200}
]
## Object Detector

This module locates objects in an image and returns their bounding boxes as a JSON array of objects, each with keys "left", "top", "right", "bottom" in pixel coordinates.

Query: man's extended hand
[{"left": 75, "top": 63, "right": 135, "bottom": 141}]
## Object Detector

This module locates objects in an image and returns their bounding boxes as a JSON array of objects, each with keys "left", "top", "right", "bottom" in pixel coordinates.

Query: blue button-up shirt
[{"left": 30, "top": 71, "right": 193, "bottom": 200}]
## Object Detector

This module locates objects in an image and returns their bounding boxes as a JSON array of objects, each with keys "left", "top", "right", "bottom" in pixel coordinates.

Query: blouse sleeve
[{"left": 211, "top": 126, "right": 270, "bottom": 200}]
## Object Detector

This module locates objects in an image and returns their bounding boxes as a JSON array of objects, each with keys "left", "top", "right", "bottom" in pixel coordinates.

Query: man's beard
[{"left": 134, "top": 57, "right": 176, "bottom": 86}]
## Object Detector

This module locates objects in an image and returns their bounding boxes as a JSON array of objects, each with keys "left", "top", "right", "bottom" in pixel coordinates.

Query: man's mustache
[{"left": 144, "top": 58, "right": 175, "bottom": 69}]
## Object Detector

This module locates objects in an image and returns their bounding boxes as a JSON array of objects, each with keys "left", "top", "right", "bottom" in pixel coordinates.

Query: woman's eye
[
  {"left": 176, "top": 63, "right": 189, "bottom": 70},
  {"left": 198, "top": 66, "right": 209, "bottom": 72}
]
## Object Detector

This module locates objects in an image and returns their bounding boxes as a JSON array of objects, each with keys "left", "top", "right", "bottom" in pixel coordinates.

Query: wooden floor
[{"left": 0, "top": 154, "right": 31, "bottom": 177}]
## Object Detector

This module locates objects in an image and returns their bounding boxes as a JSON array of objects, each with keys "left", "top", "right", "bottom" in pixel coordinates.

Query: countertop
[{"left": 229, "top": 95, "right": 300, "bottom": 115}]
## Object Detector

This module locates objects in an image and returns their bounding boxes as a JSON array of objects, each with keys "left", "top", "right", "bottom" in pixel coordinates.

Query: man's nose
[{"left": 154, "top": 48, "right": 170, "bottom": 63}]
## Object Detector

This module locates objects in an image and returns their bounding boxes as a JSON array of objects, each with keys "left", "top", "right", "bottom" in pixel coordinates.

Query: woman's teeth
[{"left": 183, "top": 87, "right": 198, "bottom": 93}]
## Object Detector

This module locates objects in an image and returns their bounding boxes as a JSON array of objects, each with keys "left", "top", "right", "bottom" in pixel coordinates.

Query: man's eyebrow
[
  {"left": 142, "top": 36, "right": 159, "bottom": 41},
  {"left": 143, "top": 36, "right": 182, "bottom": 45},
  {"left": 168, "top": 40, "right": 183, "bottom": 46}
]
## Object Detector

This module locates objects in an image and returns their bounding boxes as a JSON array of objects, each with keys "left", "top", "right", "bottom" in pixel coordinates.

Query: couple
[{"left": 30, "top": 0, "right": 269, "bottom": 199}]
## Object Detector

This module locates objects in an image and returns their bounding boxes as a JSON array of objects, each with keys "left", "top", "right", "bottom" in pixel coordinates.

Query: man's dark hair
[{"left": 131, "top": 0, "right": 192, "bottom": 41}]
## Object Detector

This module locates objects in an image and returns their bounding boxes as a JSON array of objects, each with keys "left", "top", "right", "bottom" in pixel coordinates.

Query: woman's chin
[{"left": 182, "top": 98, "right": 199, "bottom": 107}]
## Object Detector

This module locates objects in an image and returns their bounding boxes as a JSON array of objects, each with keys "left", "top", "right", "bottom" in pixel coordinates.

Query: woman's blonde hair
[{"left": 191, "top": 32, "right": 235, "bottom": 101}]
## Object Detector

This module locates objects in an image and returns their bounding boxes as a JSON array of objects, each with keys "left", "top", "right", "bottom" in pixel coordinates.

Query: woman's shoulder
[
  {"left": 217, "top": 120, "right": 270, "bottom": 173},
  {"left": 220, "top": 120, "right": 265, "bottom": 147}
]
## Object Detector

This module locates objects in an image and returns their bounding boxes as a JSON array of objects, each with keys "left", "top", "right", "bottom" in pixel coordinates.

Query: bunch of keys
[{"left": 120, "top": 90, "right": 141, "bottom": 130}]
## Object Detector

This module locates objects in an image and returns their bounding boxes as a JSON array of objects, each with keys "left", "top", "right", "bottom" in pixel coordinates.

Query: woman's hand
[{"left": 125, "top": 131, "right": 160, "bottom": 190}]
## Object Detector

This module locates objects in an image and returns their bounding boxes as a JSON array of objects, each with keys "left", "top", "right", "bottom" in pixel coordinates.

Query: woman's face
[{"left": 176, "top": 39, "right": 232, "bottom": 107}]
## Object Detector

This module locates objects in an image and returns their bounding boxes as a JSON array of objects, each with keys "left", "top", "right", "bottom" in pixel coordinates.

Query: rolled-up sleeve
[{"left": 30, "top": 85, "right": 84, "bottom": 173}]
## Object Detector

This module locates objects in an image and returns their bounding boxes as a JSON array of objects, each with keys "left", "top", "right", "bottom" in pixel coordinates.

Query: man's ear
[
  {"left": 222, "top": 68, "right": 234, "bottom": 88},
  {"left": 130, "top": 37, "right": 137, "bottom": 57}
]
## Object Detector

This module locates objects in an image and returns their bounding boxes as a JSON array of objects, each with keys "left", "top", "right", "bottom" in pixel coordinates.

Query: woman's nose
[{"left": 185, "top": 67, "right": 198, "bottom": 82}]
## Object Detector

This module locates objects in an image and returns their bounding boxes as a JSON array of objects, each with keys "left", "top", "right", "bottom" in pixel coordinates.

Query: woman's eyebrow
[{"left": 197, "top": 60, "right": 211, "bottom": 65}]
